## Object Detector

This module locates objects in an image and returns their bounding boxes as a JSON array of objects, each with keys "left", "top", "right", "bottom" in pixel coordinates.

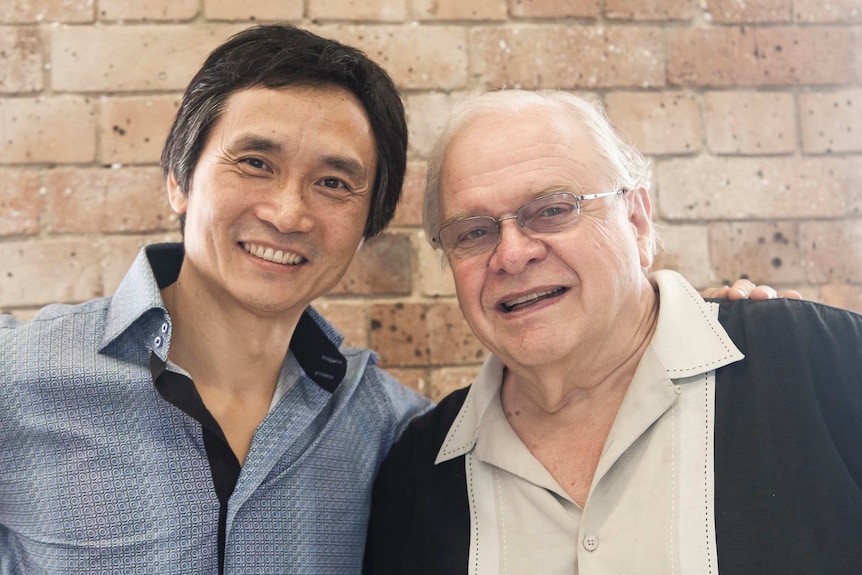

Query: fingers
[
  {"left": 726, "top": 278, "right": 758, "bottom": 301},
  {"left": 703, "top": 281, "right": 804, "bottom": 301},
  {"left": 701, "top": 286, "right": 730, "bottom": 299},
  {"left": 747, "top": 285, "right": 778, "bottom": 301},
  {"left": 777, "top": 289, "right": 803, "bottom": 300}
]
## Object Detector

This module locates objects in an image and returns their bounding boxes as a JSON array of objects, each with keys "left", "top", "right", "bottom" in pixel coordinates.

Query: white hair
[{"left": 423, "top": 90, "right": 657, "bottom": 261}]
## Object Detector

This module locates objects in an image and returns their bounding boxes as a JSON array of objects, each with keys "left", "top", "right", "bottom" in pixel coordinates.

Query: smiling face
[
  {"left": 166, "top": 85, "right": 377, "bottom": 320},
  {"left": 438, "top": 106, "right": 654, "bottom": 371}
]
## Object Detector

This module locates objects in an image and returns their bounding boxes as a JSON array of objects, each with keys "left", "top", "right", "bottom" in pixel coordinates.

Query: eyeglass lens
[{"left": 439, "top": 192, "right": 580, "bottom": 257}]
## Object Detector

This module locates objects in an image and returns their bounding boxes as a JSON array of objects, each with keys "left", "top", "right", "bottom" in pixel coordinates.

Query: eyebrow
[
  {"left": 229, "top": 134, "right": 284, "bottom": 155},
  {"left": 320, "top": 154, "right": 370, "bottom": 187},
  {"left": 227, "top": 134, "right": 371, "bottom": 187}
]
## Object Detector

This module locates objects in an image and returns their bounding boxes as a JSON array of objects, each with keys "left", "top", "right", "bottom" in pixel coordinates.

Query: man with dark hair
[
  {"left": 161, "top": 24, "right": 407, "bottom": 239},
  {"left": 0, "top": 24, "right": 429, "bottom": 574}
]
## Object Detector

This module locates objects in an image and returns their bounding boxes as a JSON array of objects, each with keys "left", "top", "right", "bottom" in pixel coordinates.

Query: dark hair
[{"left": 161, "top": 24, "right": 407, "bottom": 238}]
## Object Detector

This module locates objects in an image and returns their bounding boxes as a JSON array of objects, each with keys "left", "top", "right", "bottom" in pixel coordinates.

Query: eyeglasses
[{"left": 432, "top": 189, "right": 627, "bottom": 259}]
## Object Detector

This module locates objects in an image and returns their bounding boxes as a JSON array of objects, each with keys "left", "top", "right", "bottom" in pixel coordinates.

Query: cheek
[
  {"left": 451, "top": 263, "right": 475, "bottom": 295},
  {"left": 452, "top": 266, "right": 487, "bottom": 318},
  {"left": 322, "top": 220, "right": 367, "bottom": 261}
]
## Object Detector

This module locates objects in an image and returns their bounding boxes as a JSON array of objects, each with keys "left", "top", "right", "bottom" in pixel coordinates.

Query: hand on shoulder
[{"left": 700, "top": 278, "right": 803, "bottom": 301}]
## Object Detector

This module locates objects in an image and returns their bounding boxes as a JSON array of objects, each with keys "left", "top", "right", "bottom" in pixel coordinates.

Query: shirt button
[
  {"left": 154, "top": 336, "right": 163, "bottom": 348},
  {"left": 161, "top": 322, "right": 169, "bottom": 334},
  {"left": 583, "top": 535, "right": 599, "bottom": 551}
]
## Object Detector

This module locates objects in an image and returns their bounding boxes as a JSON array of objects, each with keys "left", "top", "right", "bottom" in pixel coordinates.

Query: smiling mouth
[
  {"left": 500, "top": 287, "right": 567, "bottom": 312},
  {"left": 241, "top": 242, "right": 306, "bottom": 265}
]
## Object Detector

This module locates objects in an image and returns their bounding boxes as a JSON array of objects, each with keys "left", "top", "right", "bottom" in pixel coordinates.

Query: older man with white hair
[{"left": 364, "top": 90, "right": 862, "bottom": 575}]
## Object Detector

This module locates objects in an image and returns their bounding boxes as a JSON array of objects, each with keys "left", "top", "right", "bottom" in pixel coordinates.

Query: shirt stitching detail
[
  {"left": 666, "top": 275, "right": 735, "bottom": 375},
  {"left": 703, "top": 373, "right": 715, "bottom": 575}
]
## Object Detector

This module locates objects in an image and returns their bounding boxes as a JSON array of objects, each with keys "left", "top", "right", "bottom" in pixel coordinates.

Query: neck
[
  {"left": 502, "top": 283, "right": 659, "bottom": 419},
  {"left": 499, "top": 285, "right": 660, "bottom": 505},
  {"left": 160, "top": 274, "right": 301, "bottom": 396}
]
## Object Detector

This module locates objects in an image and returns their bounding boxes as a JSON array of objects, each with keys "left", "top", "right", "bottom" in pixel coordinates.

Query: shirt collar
[
  {"left": 103, "top": 242, "right": 348, "bottom": 392},
  {"left": 648, "top": 269, "right": 744, "bottom": 378},
  {"left": 435, "top": 269, "right": 744, "bottom": 464}
]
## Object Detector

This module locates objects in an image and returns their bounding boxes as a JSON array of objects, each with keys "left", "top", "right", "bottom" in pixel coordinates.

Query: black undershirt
[
  {"left": 150, "top": 354, "right": 239, "bottom": 574},
  {"left": 144, "top": 243, "right": 348, "bottom": 574}
]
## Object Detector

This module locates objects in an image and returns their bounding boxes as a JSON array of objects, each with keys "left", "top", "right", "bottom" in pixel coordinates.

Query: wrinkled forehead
[{"left": 438, "top": 108, "right": 604, "bottom": 211}]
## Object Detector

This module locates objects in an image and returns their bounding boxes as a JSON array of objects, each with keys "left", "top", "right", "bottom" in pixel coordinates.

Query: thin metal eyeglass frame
[{"left": 433, "top": 189, "right": 627, "bottom": 258}]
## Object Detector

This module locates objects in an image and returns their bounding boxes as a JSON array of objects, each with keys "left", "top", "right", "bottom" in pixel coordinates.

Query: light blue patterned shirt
[{"left": 0, "top": 243, "right": 431, "bottom": 574}]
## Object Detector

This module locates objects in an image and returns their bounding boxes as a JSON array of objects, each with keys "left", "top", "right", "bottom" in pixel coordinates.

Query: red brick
[
  {"left": 704, "top": 0, "right": 791, "bottom": 23},
  {"left": 98, "top": 0, "right": 200, "bottom": 21},
  {"left": 668, "top": 27, "right": 853, "bottom": 87},
  {"left": 0, "top": 27, "right": 43, "bottom": 93},
  {"left": 391, "top": 161, "right": 426, "bottom": 227},
  {"left": 0, "top": 96, "right": 96, "bottom": 163},
  {"left": 205, "top": 0, "right": 303, "bottom": 20},
  {"left": 370, "top": 302, "right": 431, "bottom": 365},
  {"left": 819, "top": 284, "right": 862, "bottom": 314},
  {"left": 99, "top": 233, "right": 178, "bottom": 295},
  {"left": 331, "top": 232, "right": 412, "bottom": 295},
  {"left": 0, "top": 0, "right": 93, "bottom": 23},
  {"left": 310, "top": 0, "right": 407, "bottom": 21},
  {"left": 709, "top": 221, "right": 804, "bottom": 284},
  {"left": 51, "top": 24, "right": 244, "bottom": 92},
  {"left": 856, "top": 28, "right": 862, "bottom": 83},
  {"left": 651, "top": 224, "right": 717, "bottom": 287},
  {"left": 657, "top": 156, "right": 847, "bottom": 220},
  {"left": 44, "top": 167, "right": 176, "bottom": 233},
  {"left": 0, "top": 239, "right": 102, "bottom": 307},
  {"left": 414, "top": 0, "right": 506, "bottom": 20},
  {"left": 794, "top": 0, "right": 862, "bottom": 23},
  {"left": 799, "top": 219, "right": 862, "bottom": 283},
  {"left": 509, "top": 0, "right": 599, "bottom": 18},
  {"left": 468, "top": 25, "right": 665, "bottom": 89},
  {"left": 99, "top": 96, "right": 181, "bottom": 165},
  {"left": 314, "top": 25, "right": 467, "bottom": 90},
  {"left": 704, "top": 91, "right": 796, "bottom": 154},
  {"left": 799, "top": 90, "right": 862, "bottom": 154},
  {"left": 369, "top": 301, "right": 484, "bottom": 366},
  {"left": 312, "top": 301, "right": 371, "bottom": 348},
  {"left": 605, "top": 91, "right": 701, "bottom": 155},
  {"left": 428, "top": 366, "right": 481, "bottom": 402},
  {"left": 0, "top": 169, "right": 42, "bottom": 236},
  {"left": 848, "top": 157, "right": 862, "bottom": 217},
  {"left": 606, "top": 0, "right": 695, "bottom": 20}
]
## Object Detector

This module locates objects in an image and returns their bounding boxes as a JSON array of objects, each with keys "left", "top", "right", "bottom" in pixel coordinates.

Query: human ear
[
  {"left": 628, "top": 187, "right": 653, "bottom": 269},
  {"left": 166, "top": 172, "right": 189, "bottom": 215}
]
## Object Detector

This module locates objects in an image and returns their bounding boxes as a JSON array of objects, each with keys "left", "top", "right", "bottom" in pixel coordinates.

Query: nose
[
  {"left": 260, "top": 180, "right": 314, "bottom": 234},
  {"left": 488, "top": 218, "right": 548, "bottom": 274}
]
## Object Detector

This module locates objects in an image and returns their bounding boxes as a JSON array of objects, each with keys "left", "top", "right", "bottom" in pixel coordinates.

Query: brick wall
[{"left": 1, "top": 0, "right": 860, "bottom": 400}]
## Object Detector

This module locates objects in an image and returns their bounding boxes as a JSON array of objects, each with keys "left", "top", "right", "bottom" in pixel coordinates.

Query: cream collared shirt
[{"left": 435, "top": 270, "right": 745, "bottom": 575}]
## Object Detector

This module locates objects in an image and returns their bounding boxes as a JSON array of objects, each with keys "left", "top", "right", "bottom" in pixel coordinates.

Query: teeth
[
  {"left": 502, "top": 287, "right": 565, "bottom": 311},
  {"left": 242, "top": 242, "right": 305, "bottom": 265}
]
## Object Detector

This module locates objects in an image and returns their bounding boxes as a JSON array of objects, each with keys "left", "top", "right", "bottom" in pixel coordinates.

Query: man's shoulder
[
  {"left": 716, "top": 297, "right": 862, "bottom": 349},
  {"left": 1, "top": 298, "right": 111, "bottom": 337},
  {"left": 0, "top": 298, "right": 114, "bottom": 387},
  {"left": 387, "top": 386, "right": 470, "bottom": 462},
  {"left": 355, "top": 359, "right": 431, "bottom": 404}
]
